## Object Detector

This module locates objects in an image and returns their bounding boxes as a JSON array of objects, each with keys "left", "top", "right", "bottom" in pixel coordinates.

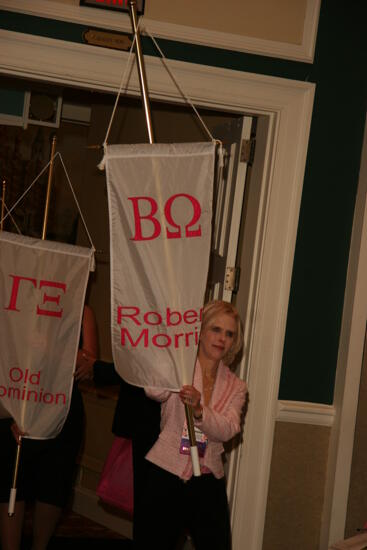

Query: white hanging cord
[
  {"left": 144, "top": 27, "right": 215, "bottom": 143},
  {"left": 1, "top": 158, "right": 53, "bottom": 224},
  {"left": 1, "top": 153, "right": 96, "bottom": 256},
  {"left": 57, "top": 153, "right": 96, "bottom": 252},
  {"left": 97, "top": 31, "right": 138, "bottom": 171},
  {"left": 101, "top": 27, "right": 139, "bottom": 150},
  {"left": 0, "top": 201, "right": 22, "bottom": 234}
]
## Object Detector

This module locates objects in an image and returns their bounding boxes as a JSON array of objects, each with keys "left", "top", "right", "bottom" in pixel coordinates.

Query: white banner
[
  {"left": 105, "top": 142, "right": 215, "bottom": 390},
  {"left": 0, "top": 231, "right": 93, "bottom": 439}
]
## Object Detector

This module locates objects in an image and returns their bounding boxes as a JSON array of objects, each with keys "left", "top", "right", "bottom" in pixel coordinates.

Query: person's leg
[
  {"left": 0, "top": 501, "right": 25, "bottom": 550},
  {"left": 132, "top": 441, "right": 149, "bottom": 542},
  {"left": 135, "top": 463, "right": 184, "bottom": 550},
  {"left": 188, "top": 474, "right": 231, "bottom": 550},
  {"left": 30, "top": 386, "right": 83, "bottom": 549},
  {"left": 31, "top": 501, "right": 62, "bottom": 550}
]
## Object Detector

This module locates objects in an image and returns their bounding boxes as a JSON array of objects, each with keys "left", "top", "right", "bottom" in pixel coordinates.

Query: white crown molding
[
  {"left": 0, "top": 0, "right": 320, "bottom": 62},
  {"left": 277, "top": 400, "right": 336, "bottom": 427},
  {"left": 0, "top": 29, "right": 314, "bottom": 103},
  {"left": 142, "top": 0, "right": 320, "bottom": 64}
]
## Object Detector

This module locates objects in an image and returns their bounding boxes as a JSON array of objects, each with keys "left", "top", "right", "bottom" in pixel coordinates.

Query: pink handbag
[{"left": 96, "top": 436, "right": 134, "bottom": 517}]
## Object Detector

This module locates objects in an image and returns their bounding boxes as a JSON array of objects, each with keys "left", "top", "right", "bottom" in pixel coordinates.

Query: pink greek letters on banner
[
  {"left": 5, "top": 274, "right": 66, "bottom": 317},
  {"left": 129, "top": 193, "right": 202, "bottom": 241}
]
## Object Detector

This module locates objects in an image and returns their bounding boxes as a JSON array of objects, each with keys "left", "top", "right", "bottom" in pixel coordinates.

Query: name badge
[{"left": 179, "top": 421, "right": 208, "bottom": 457}]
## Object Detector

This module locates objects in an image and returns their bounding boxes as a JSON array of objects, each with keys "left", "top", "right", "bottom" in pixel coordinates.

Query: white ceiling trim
[{"left": 0, "top": 0, "right": 320, "bottom": 62}]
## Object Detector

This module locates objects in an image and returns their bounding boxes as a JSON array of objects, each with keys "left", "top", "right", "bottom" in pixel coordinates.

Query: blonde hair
[{"left": 200, "top": 300, "right": 243, "bottom": 366}]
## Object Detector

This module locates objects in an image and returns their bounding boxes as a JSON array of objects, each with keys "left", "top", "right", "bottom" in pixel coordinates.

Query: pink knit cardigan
[{"left": 145, "top": 360, "right": 247, "bottom": 480}]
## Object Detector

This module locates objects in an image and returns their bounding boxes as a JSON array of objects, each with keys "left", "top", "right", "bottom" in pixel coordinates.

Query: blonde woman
[{"left": 137, "top": 300, "right": 247, "bottom": 550}]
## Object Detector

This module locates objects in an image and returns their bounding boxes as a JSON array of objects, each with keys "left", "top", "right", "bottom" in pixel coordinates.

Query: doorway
[{"left": 0, "top": 80, "right": 260, "bottom": 540}]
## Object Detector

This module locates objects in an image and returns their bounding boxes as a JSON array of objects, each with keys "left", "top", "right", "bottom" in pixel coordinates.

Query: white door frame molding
[
  {"left": 320, "top": 115, "right": 367, "bottom": 549},
  {"left": 0, "top": 29, "right": 315, "bottom": 550}
]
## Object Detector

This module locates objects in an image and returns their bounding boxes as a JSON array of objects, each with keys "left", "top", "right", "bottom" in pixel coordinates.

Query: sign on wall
[{"left": 80, "top": 0, "right": 145, "bottom": 14}]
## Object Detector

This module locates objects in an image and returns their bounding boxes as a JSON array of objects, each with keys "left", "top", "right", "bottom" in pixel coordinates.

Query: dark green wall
[
  {"left": 149, "top": 1, "right": 367, "bottom": 404},
  {"left": 1, "top": 1, "right": 366, "bottom": 403},
  {"left": 0, "top": 89, "right": 25, "bottom": 116},
  {"left": 279, "top": 1, "right": 367, "bottom": 404}
]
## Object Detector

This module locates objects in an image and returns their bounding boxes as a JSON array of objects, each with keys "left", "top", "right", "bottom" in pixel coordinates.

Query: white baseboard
[
  {"left": 72, "top": 486, "right": 133, "bottom": 540},
  {"left": 277, "top": 400, "right": 335, "bottom": 427}
]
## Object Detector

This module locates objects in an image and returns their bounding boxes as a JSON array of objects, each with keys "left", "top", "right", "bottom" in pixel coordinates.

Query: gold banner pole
[
  {"left": 1, "top": 179, "right": 5, "bottom": 231},
  {"left": 3, "top": 173, "right": 21, "bottom": 515},
  {"left": 185, "top": 403, "right": 201, "bottom": 476},
  {"left": 42, "top": 135, "right": 57, "bottom": 240},
  {"left": 128, "top": 0, "right": 154, "bottom": 144},
  {"left": 6, "top": 187, "right": 19, "bottom": 516},
  {"left": 4, "top": 173, "right": 20, "bottom": 515},
  {"left": 127, "top": 0, "right": 200, "bottom": 476},
  {"left": 9, "top": 135, "right": 58, "bottom": 516},
  {"left": 8, "top": 438, "right": 22, "bottom": 517}
]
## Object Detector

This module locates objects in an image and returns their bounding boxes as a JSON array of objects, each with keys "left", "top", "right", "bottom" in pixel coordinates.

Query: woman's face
[{"left": 199, "top": 313, "right": 236, "bottom": 365}]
